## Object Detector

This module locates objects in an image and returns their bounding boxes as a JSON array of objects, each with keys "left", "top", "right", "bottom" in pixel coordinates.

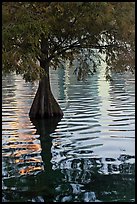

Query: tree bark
[
  {"left": 29, "top": 34, "right": 63, "bottom": 119},
  {"left": 29, "top": 60, "right": 63, "bottom": 119}
]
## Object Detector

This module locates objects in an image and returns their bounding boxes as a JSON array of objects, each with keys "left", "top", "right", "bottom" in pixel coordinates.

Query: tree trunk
[{"left": 29, "top": 61, "right": 63, "bottom": 119}]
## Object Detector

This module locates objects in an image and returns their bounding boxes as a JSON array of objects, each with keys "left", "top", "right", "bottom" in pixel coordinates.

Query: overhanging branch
[{"left": 48, "top": 42, "right": 120, "bottom": 61}]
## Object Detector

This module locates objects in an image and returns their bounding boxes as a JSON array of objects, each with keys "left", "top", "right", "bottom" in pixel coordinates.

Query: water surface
[{"left": 2, "top": 65, "right": 135, "bottom": 202}]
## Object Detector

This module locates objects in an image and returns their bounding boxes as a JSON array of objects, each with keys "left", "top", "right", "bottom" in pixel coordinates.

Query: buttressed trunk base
[{"left": 29, "top": 72, "right": 63, "bottom": 119}]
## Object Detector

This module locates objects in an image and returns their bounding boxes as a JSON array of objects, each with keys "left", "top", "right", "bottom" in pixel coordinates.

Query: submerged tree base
[{"left": 29, "top": 77, "right": 63, "bottom": 119}]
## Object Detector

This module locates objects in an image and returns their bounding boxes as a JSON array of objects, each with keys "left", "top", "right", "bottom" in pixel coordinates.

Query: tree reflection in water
[{"left": 3, "top": 117, "right": 135, "bottom": 202}]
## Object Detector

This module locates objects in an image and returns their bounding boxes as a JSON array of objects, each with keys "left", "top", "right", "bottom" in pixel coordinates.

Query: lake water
[{"left": 2, "top": 63, "right": 135, "bottom": 202}]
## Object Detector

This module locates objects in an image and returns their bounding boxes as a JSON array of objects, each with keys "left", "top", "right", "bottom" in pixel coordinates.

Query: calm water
[{"left": 2, "top": 63, "right": 135, "bottom": 202}]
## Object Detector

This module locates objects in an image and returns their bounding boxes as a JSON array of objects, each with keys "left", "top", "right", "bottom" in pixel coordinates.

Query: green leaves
[{"left": 2, "top": 2, "right": 135, "bottom": 82}]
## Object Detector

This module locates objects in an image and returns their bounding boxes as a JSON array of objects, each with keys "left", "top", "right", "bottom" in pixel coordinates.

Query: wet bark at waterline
[{"left": 29, "top": 63, "right": 63, "bottom": 119}]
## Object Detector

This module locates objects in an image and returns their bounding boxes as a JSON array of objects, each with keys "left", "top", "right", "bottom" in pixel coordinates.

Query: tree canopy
[{"left": 2, "top": 2, "right": 135, "bottom": 81}]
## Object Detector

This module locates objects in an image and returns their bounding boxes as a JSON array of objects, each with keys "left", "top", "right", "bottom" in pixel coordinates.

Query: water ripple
[{"left": 2, "top": 69, "right": 135, "bottom": 202}]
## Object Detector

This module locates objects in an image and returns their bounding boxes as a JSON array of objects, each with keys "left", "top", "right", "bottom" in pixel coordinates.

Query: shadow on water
[
  {"left": 31, "top": 117, "right": 64, "bottom": 177},
  {"left": 3, "top": 116, "right": 135, "bottom": 202},
  {"left": 29, "top": 117, "right": 65, "bottom": 202}
]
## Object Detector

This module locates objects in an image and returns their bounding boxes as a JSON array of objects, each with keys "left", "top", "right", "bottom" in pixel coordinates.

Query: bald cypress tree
[{"left": 2, "top": 2, "right": 135, "bottom": 119}]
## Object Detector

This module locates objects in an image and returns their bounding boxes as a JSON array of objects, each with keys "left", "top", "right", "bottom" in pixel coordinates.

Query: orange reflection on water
[
  {"left": 13, "top": 143, "right": 41, "bottom": 157},
  {"left": 3, "top": 139, "right": 41, "bottom": 159},
  {"left": 15, "top": 157, "right": 42, "bottom": 164},
  {"left": 19, "top": 166, "right": 44, "bottom": 175}
]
